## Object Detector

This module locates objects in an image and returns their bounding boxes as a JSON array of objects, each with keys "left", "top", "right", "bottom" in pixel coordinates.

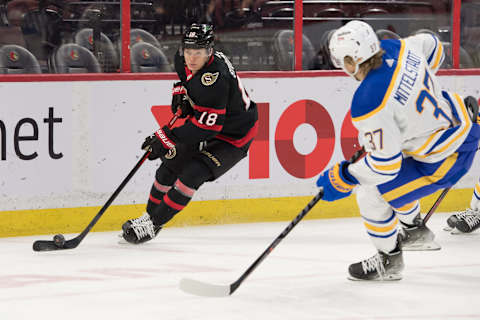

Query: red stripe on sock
[
  {"left": 149, "top": 194, "right": 162, "bottom": 204},
  {"left": 163, "top": 194, "right": 185, "bottom": 211},
  {"left": 175, "top": 179, "right": 195, "bottom": 197}
]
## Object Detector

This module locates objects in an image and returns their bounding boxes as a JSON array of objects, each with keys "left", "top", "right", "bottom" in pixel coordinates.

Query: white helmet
[{"left": 329, "top": 20, "right": 380, "bottom": 77}]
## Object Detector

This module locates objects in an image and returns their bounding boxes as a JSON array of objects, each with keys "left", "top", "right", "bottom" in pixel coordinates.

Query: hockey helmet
[
  {"left": 182, "top": 24, "right": 214, "bottom": 50},
  {"left": 329, "top": 20, "right": 380, "bottom": 76}
]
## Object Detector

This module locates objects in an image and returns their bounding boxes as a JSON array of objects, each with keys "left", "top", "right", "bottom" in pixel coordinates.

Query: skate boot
[
  {"left": 454, "top": 208, "right": 480, "bottom": 233},
  {"left": 122, "top": 212, "right": 162, "bottom": 244},
  {"left": 348, "top": 244, "right": 404, "bottom": 281},
  {"left": 399, "top": 214, "right": 441, "bottom": 251},
  {"left": 446, "top": 210, "right": 470, "bottom": 229}
]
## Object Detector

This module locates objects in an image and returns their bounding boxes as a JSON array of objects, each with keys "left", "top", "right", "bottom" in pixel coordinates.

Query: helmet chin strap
[{"left": 342, "top": 63, "right": 361, "bottom": 81}]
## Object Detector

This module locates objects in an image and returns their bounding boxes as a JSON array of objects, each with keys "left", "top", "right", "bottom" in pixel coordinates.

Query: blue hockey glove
[{"left": 316, "top": 161, "right": 358, "bottom": 201}]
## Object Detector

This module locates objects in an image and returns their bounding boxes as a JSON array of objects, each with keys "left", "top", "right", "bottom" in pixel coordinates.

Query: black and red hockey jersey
[{"left": 171, "top": 50, "right": 258, "bottom": 148}]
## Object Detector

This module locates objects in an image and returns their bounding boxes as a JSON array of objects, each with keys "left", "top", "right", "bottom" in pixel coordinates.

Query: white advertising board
[{"left": 0, "top": 75, "right": 479, "bottom": 211}]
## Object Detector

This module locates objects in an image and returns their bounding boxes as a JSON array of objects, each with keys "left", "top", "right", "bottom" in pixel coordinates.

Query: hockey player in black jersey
[{"left": 122, "top": 23, "right": 258, "bottom": 244}]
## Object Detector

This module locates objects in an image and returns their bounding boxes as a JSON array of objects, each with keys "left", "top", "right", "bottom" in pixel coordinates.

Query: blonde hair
[{"left": 359, "top": 49, "right": 385, "bottom": 74}]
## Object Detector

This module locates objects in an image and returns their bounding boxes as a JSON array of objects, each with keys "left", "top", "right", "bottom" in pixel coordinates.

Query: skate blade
[
  {"left": 443, "top": 226, "right": 466, "bottom": 235},
  {"left": 402, "top": 241, "right": 441, "bottom": 251},
  {"left": 348, "top": 274, "right": 402, "bottom": 281}
]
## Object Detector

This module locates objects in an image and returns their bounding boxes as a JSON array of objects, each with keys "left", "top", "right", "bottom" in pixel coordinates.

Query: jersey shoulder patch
[{"left": 201, "top": 72, "right": 219, "bottom": 86}]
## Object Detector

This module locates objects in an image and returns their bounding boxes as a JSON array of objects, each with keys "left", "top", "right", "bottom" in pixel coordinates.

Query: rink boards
[{"left": 0, "top": 73, "right": 479, "bottom": 236}]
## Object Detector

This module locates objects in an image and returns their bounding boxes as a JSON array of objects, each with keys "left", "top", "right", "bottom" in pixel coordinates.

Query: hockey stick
[
  {"left": 179, "top": 148, "right": 366, "bottom": 297},
  {"left": 32, "top": 112, "right": 180, "bottom": 252},
  {"left": 422, "top": 187, "right": 450, "bottom": 226},
  {"left": 180, "top": 189, "right": 325, "bottom": 297}
]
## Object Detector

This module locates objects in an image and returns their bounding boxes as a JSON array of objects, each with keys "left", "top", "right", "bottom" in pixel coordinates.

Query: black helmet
[{"left": 182, "top": 24, "right": 214, "bottom": 49}]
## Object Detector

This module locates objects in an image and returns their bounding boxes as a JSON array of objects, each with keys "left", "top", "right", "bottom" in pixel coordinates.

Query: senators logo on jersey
[{"left": 201, "top": 72, "right": 219, "bottom": 86}]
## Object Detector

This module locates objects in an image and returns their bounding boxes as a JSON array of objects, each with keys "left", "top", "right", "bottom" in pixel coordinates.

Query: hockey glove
[
  {"left": 171, "top": 82, "right": 193, "bottom": 119},
  {"left": 316, "top": 161, "right": 358, "bottom": 202},
  {"left": 142, "top": 126, "right": 177, "bottom": 160}
]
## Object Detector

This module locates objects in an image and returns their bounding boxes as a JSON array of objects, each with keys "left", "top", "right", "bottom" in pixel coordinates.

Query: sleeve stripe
[
  {"left": 370, "top": 152, "right": 402, "bottom": 162},
  {"left": 193, "top": 105, "right": 226, "bottom": 114},
  {"left": 427, "top": 33, "right": 437, "bottom": 64},
  {"left": 431, "top": 41, "right": 444, "bottom": 70},
  {"left": 364, "top": 157, "right": 398, "bottom": 176},
  {"left": 367, "top": 153, "right": 402, "bottom": 173},
  {"left": 372, "top": 161, "right": 401, "bottom": 171}
]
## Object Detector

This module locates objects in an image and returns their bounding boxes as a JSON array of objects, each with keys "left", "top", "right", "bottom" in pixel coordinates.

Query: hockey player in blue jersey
[{"left": 316, "top": 20, "right": 480, "bottom": 281}]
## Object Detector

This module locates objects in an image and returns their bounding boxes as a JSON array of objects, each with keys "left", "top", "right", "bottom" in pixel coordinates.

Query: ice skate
[
  {"left": 121, "top": 212, "right": 162, "bottom": 244},
  {"left": 399, "top": 215, "right": 441, "bottom": 251},
  {"left": 453, "top": 208, "right": 480, "bottom": 233},
  {"left": 446, "top": 210, "right": 471, "bottom": 229},
  {"left": 348, "top": 245, "right": 404, "bottom": 281}
]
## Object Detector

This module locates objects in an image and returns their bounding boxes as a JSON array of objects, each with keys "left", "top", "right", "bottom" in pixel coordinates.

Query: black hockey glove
[
  {"left": 171, "top": 82, "right": 194, "bottom": 119},
  {"left": 142, "top": 126, "right": 177, "bottom": 160}
]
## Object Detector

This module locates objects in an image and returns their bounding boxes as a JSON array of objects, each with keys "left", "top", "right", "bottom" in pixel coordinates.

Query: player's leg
[
  {"left": 393, "top": 200, "right": 440, "bottom": 250},
  {"left": 446, "top": 177, "right": 480, "bottom": 233},
  {"left": 348, "top": 185, "right": 404, "bottom": 281},
  {"left": 148, "top": 159, "right": 211, "bottom": 227},
  {"left": 147, "top": 140, "right": 248, "bottom": 227},
  {"left": 121, "top": 163, "right": 178, "bottom": 244},
  {"left": 122, "top": 143, "right": 195, "bottom": 244},
  {"left": 445, "top": 96, "right": 480, "bottom": 233},
  {"left": 123, "top": 139, "right": 249, "bottom": 244}
]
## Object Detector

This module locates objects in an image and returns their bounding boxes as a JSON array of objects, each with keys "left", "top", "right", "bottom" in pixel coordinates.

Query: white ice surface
[{"left": 1, "top": 212, "right": 479, "bottom": 320}]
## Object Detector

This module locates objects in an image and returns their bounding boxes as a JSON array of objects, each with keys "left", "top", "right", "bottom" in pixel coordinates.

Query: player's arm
[
  {"left": 347, "top": 113, "right": 403, "bottom": 186},
  {"left": 171, "top": 78, "right": 228, "bottom": 144},
  {"left": 406, "top": 33, "right": 444, "bottom": 75}
]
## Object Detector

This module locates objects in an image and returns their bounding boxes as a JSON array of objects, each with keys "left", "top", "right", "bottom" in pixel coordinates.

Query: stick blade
[
  {"left": 179, "top": 278, "right": 231, "bottom": 297},
  {"left": 32, "top": 239, "right": 79, "bottom": 252}
]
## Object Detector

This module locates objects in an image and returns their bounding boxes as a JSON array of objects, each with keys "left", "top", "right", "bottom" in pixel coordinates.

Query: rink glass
[{"left": 0, "top": 0, "right": 477, "bottom": 74}]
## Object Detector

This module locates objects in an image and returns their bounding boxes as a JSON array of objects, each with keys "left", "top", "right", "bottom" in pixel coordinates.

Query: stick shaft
[
  {"left": 423, "top": 187, "right": 450, "bottom": 225},
  {"left": 230, "top": 190, "right": 324, "bottom": 294}
]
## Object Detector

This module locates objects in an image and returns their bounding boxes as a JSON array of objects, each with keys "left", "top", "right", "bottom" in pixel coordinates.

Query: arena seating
[
  {"left": 441, "top": 42, "right": 475, "bottom": 69},
  {"left": 130, "top": 41, "right": 172, "bottom": 72},
  {"left": 74, "top": 28, "right": 119, "bottom": 72},
  {"left": 130, "top": 28, "right": 160, "bottom": 48},
  {"left": 376, "top": 29, "right": 401, "bottom": 40},
  {"left": 49, "top": 42, "right": 101, "bottom": 73},
  {"left": 0, "top": 43, "right": 40, "bottom": 73},
  {"left": 272, "top": 29, "right": 316, "bottom": 70}
]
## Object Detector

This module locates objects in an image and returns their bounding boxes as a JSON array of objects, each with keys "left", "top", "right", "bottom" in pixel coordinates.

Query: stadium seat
[
  {"left": 130, "top": 28, "right": 160, "bottom": 48},
  {"left": 130, "top": 42, "right": 172, "bottom": 72},
  {"left": 316, "top": 29, "right": 336, "bottom": 70},
  {"left": 49, "top": 43, "right": 101, "bottom": 73},
  {"left": 313, "top": 7, "right": 346, "bottom": 18},
  {"left": 223, "top": 8, "right": 261, "bottom": 29},
  {"left": 0, "top": 44, "right": 40, "bottom": 73},
  {"left": 441, "top": 42, "right": 475, "bottom": 69},
  {"left": 272, "top": 29, "right": 316, "bottom": 70},
  {"left": 75, "top": 28, "right": 119, "bottom": 72},
  {"left": 376, "top": 29, "right": 401, "bottom": 40}
]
